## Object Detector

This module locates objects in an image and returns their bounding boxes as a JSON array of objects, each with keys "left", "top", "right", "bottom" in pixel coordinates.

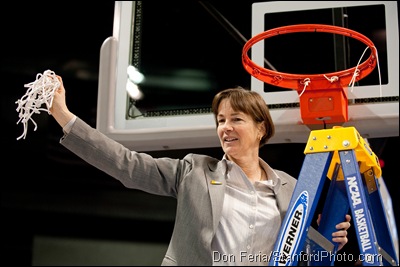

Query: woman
[{"left": 50, "top": 76, "right": 351, "bottom": 266}]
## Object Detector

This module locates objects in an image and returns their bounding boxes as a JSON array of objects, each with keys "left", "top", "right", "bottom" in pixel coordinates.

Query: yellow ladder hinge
[{"left": 304, "top": 126, "right": 382, "bottom": 179}]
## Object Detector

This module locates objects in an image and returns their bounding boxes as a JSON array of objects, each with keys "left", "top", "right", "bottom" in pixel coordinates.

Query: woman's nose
[{"left": 222, "top": 122, "right": 233, "bottom": 131}]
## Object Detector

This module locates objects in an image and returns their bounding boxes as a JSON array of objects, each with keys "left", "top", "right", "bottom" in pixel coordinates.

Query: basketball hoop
[{"left": 242, "top": 24, "right": 378, "bottom": 125}]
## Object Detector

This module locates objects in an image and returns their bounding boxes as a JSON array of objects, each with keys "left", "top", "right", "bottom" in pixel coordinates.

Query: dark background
[{"left": 1, "top": 2, "right": 398, "bottom": 265}]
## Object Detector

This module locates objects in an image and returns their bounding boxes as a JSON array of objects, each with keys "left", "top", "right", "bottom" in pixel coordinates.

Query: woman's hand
[
  {"left": 317, "top": 214, "right": 351, "bottom": 251},
  {"left": 333, "top": 214, "right": 351, "bottom": 251},
  {"left": 50, "top": 75, "right": 75, "bottom": 128}
]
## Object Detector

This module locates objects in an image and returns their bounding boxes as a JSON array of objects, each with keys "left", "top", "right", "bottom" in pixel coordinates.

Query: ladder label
[
  {"left": 354, "top": 209, "right": 373, "bottom": 252},
  {"left": 348, "top": 175, "right": 362, "bottom": 206},
  {"left": 346, "top": 175, "right": 373, "bottom": 253},
  {"left": 274, "top": 191, "right": 308, "bottom": 265}
]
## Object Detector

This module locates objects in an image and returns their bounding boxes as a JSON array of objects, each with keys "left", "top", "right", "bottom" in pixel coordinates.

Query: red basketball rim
[{"left": 242, "top": 24, "right": 377, "bottom": 91}]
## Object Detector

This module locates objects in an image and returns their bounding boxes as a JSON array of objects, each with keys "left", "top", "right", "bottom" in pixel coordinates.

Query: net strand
[
  {"left": 372, "top": 46, "right": 383, "bottom": 97},
  {"left": 298, "top": 78, "right": 311, "bottom": 97},
  {"left": 349, "top": 46, "right": 382, "bottom": 97},
  {"left": 299, "top": 45, "right": 382, "bottom": 98},
  {"left": 15, "top": 70, "right": 60, "bottom": 140}
]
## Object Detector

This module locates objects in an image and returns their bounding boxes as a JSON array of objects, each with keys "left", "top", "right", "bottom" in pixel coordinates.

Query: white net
[{"left": 15, "top": 70, "right": 60, "bottom": 140}]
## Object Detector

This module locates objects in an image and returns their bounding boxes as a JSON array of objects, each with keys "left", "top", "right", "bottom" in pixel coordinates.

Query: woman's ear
[{"left": 258, "top": 123, "right": 266, "bottom": 137}]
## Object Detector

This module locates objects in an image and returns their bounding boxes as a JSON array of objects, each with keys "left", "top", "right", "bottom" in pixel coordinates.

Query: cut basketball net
[{"left": 15, "top": 70, "right": 60, "bottom": 140}]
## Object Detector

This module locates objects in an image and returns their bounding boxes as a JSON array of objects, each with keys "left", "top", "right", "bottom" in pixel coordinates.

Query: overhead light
[
  {"left": 126, "top": 80, "right": 143, "bottom": 100},
  {"left": 127, "top": 65, "right": 145, "bottom": 84}
]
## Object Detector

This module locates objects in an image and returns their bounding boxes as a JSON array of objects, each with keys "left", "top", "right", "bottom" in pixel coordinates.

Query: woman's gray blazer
[{"left": 60, "top": 117, "right": 298, "bottom": 266}]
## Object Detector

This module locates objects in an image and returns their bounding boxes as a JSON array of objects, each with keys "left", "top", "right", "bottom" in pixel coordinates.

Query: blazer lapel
[
  {"left": 275, "top": 180, "right": 290, "bottom": 221},
  {"left": 205, "top": 160, "right": 226, "bottom": 231}
]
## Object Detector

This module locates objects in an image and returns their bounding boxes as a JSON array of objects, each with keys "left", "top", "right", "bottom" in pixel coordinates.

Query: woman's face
[{"left": 216, "top": 99, "right": 263, "bottom": 160}]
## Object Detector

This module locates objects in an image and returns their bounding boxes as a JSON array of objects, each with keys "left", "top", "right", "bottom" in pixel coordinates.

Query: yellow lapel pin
[{"left": 211, "top": 180, "right": 223, "bottom": 185}]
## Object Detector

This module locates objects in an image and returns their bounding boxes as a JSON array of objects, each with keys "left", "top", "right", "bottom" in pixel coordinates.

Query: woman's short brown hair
[{"left": 211, "top": 86, "right": 275, "bottom": 147}]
